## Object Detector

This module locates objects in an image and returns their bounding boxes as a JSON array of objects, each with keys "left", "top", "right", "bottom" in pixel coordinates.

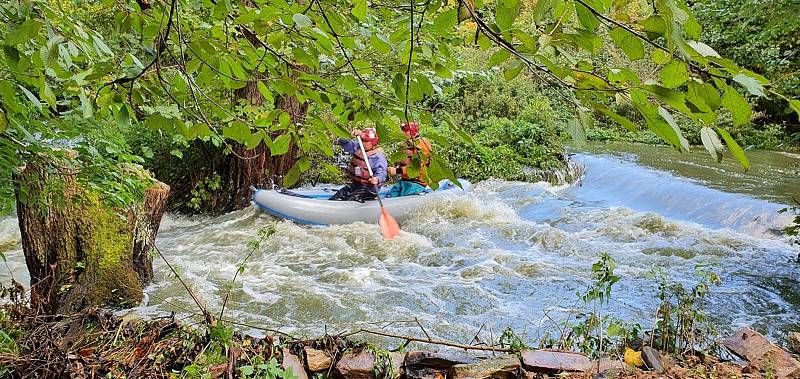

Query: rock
[
  {"left": 641, "top": 346, "right": 664, "bottom": 372},
  {"left": 405, "top": 366, "right": 446, "bottom": 379},
  {"left": 404, "top": 350, "right": 476, "bottom": 368},
  {"left": 723, "top": 327, "right": 800, "bottom": 378},
  {"left": 520, "top": 350, "right": 592, "bottom": 373},
  {"left": 282, "top": 349, "right": 309, "bottom": 379},
  {"left": 335, "top": 351, "right": 404, "bottom": 379},
  {"left": 593, "top": 359, "right": 625, "bottom": 373},
  {"left": 336, "top": 352, "right": 374, "bottom": 379},
  {"left": 304, "top": 347, "right": 332, "bottom": 371},
  {"left": 449, "top": 354, "right": 521, "bottom": 379},
  {"left": 790, "top": 332, "right": 800, "bottom": 355}
]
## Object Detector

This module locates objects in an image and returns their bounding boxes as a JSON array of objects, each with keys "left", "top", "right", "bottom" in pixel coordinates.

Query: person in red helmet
[
  {"left": 387, "top": 120, "right": 432, "bottom": 198},
  {"left": 330, "top": 128, "right": 388, "bottom": 202}
]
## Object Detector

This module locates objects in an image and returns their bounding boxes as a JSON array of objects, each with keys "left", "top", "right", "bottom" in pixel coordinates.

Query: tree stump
[{"left": 14, "top": 159, "right": 170, "bottom": 314}]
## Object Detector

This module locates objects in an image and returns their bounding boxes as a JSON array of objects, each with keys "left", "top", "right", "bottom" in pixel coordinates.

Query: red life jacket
[
  {"left": 348, "top": 147, "right": 385, "bottom": 186},
  {"left": 397, "top": 138, "right": 431, "bottom": 186}
]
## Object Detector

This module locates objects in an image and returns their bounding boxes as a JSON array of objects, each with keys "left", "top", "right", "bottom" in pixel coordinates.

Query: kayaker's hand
[
  {"left": 387, "top": 166, "right": 397, "bottom": 176},
  {"left": 369, "top": 176, "right": 379, "bottom": 185},
  {"left": 351, "top": 129, "right": 362, "bottom": 138}
]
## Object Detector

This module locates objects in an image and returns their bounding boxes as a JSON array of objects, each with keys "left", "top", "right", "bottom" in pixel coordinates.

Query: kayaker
[
  {"left": 331, "top": 128, "right": 388, "bottom": 202},
  {"left": 387, "top": 120, "right": 432, "bottom": 197}
]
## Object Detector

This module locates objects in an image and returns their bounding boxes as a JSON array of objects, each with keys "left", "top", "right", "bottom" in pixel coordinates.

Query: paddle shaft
[{"left": 356, "top": 136, "right": 385, "bottom": 207}]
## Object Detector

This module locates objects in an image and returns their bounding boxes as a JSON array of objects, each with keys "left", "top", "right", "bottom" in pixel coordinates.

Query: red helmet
[
  {"left": 360, "top": 128, "right": 379, "bottom": 144},
  {"left": 401, "top": 120, "right": 420, "bottom": 137}
]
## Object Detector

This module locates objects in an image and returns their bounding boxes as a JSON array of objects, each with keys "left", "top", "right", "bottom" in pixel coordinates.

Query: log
[{"left": 14, "top": 158, "right": 170, "bottom": 314}]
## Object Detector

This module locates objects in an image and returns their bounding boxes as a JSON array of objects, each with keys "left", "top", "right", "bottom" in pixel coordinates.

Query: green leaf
[
  {"left": 789, "top": 100, "right": 800, "bottom": 123},
  {"left": 18, "top": 85, "right": 42, "bottom": 111},
  {"left": 223, "top": 121, "right": 252, "bottom": 143},
  {"left": 369, "top": 34, "right": 392, "bottom": 53},
  {"left": 239, "top": 366, "right": 254, "bottom": 376},
  {"left": 700, "top": 127, "right": 723, "bottom": 162},
  {"left": 79, "top": 90, "right": 94, "bottom": 118},
  {"left": 593, "top": 104, "right": 637, "bottom": 132},
  {"left": 659, "top": 60, "right": 689, "bottom": 89},
  {"left": 651, "top": 50, "right": 671, "bottom": 65},
  {"left": 639, "top": 15, "right": 666, "bottom": 34},
  {"left": 575, "top": 2, "right": 600, "bottom": 32},
  {"left": 658, "top": 107, "right": 689, "bottom": 152},
  {"left": 431, "top": 8, "right": 458, "bottom": 35},
  {"left": 732, "top": 74, "right": 765, "bottom": 97},
  {"left": 488, "top": 50, "right": 511, "bottom": 67},
  {"left": 609, "top": 27, "right": 644, "bottom": 60},
  {"left": 257, "top": 81, "right": 275, "bottom": 105},
  {"left": 716, "top": 127, "right": 750, "bottom": 171},
  {"left": 292, "top": 13, "right": 312, "bottom": 29},
  {"left": 0, "top": 111, "right": 7, "bottom": 133},
  {"left": 721, "top": 87, "right": 751, "bottom": 126},
  {"left": 496, "top": 0, "right": 522, "bottom": 31},
  {"left": 503, "top": 59, "right": 524, "bottom": 80},
  {"left": 115, "top": 105, "right": 131, "bottom": 129},
  {"left": 687, "top": 41, "right": 720, "bottom": 58},
  {"left": 40, "top": 80, "right": 56, "bottom": 110},
  {"left": 352, "top": 0, "right": 367, "bottom": 21},
  {"left": 271, "top": 134, "right": 292, "bottom": 156},
  {"left": 93, "top": 34, "right": 114, "bottom": 56},
  {"left": 283, "top": 162, "right": 301, "bottom": 187},
  {"left": 565, "top": 118, "right": 586, "bottom": 145},
  {"left": 640, "top": 84, "right": 690, "bottom": 113},
  {"left": 6, "top": 20, "right": 42, "bottom": 46}
]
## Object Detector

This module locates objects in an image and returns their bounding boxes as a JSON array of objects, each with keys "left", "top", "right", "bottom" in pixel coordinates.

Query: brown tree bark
[{"left": 14, "top": 160, "right": 170, "bottom": 314}]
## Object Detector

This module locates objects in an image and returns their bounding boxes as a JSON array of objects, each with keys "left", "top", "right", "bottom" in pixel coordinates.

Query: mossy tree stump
[{"left": 14, "top": 159, "right": 170, "bottom": 314}]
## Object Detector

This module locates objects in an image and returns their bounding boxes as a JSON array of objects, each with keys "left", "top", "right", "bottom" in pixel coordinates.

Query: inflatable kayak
[{"left": 253, "top": 179, "right": 471, "bottom": 225}]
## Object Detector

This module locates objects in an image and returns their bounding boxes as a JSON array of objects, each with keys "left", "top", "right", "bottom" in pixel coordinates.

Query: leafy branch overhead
[{"left": 1, "top": 0, "right": 798, "bottom": 194}]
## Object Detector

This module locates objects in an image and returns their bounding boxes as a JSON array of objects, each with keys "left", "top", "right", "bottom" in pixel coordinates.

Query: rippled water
[{"left": 1, "top": 144, "right": 798, "bottom": 343}]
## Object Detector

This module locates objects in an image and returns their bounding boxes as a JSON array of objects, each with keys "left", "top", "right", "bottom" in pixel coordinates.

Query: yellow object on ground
[{"left": 624, "top": 347, "right": 644, "bottom": 367}]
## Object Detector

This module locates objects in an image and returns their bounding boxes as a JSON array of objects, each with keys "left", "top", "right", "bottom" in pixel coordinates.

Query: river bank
[{"left": 1, "top": 303, "right": 798, "bottom": 378}]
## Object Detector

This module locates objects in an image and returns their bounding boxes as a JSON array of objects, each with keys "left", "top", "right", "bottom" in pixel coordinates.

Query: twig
[
  {"left": 219, "top": 224, "right": 276, "bottom": 320},
  {"left": 343, "top": 329, "right": 513, "bottom": 352},
  {"left": 153, "top": 245, "right": 213, "bottom": 325}
]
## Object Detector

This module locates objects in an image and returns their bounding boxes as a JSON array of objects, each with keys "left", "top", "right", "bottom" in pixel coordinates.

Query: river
[{"left": 1, "top": 142, "right": 798, "bottom": 343}]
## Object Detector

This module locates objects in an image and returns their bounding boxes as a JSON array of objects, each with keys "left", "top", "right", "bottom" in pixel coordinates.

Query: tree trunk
[
  {"left": 14, "top": 159, "right": 170, "bottom": 314},
  {"left": 216, "top": 69, "right": 307, "bottom": 212}
]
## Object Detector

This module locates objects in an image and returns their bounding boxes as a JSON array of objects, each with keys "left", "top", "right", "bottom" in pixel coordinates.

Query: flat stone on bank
[
  {"left": 336, "top": 352, "right": 374, "bottom": 379},
  {"left": 404, "top": 350, "right": 477, "bottom": 368},
  {"left": 304, "top": 346, "right": 332, "bottom": 371},
  {"left": 723, "top": 327, "right": 800, "bottom": 378},
  {"left": 449, "top": 354, "right": 520, "bottom": 379},
  {"left": 282, "top": 349, "right": 309, "bottom": 379},
  {"left": 335, "top": 351, "right": 404, "bottom": 379},
  {"left": 521, "top": 350, "right": 591, "bottom": 373}
]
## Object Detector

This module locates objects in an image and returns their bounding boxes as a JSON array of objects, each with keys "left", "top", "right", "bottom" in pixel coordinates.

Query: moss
[{"left": 80, "top": 192, "right": 143, "bottom": 307}]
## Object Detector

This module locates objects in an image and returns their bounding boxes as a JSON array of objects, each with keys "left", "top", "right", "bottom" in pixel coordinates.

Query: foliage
[
  {"left": 431, "top": 71, "right": 569, "bottom": 181},
  {"left": 691, "top": 0, "right": 800, "bottom": 131},
  {"left": 779, "top": 199, "right": 800, "bottom": 248},
  {"left": 562, "top": 252, "right": 640, "bottom": 358},
  {"left": 238, "top": 356, "right": 297, "bottom": 379},
  {"left": 366, "top": 344, "right": 396, "bottom": 379},
  {"left": 650, "top": 267, "right": 721, "bottom": 355},
  {"left": 2, "top": 0, "right": 799, "bottom": 212}
]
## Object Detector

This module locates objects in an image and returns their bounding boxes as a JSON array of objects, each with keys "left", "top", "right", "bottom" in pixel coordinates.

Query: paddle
[{"left": 357, "top": 136, "right": 401, "bottom": 239}]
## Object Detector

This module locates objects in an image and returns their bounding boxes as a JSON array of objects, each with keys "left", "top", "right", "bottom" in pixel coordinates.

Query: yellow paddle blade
[{"left": 378, "top": 207, "right": 401, "bottom": 239}]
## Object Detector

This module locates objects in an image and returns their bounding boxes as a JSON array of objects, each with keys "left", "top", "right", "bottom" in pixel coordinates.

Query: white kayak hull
[{"left": 253, "top": 179, "right": 471, "bottom": 225}]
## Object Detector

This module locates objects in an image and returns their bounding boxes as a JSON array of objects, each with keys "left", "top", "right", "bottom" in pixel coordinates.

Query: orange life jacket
[
  {"left": 397, "top": 138, "right": 431, "bottom": 185},
  {"left": 348, "top": 147, "right": 385, "bottom": 186}
]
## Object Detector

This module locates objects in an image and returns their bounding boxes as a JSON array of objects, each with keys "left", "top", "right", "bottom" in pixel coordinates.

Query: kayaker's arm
[
  {"left": 337, "top": 138, "right": 358, "bottom": 154},
  {"left": 369, "top": 154, "right": 388, "bottom": 185}
]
